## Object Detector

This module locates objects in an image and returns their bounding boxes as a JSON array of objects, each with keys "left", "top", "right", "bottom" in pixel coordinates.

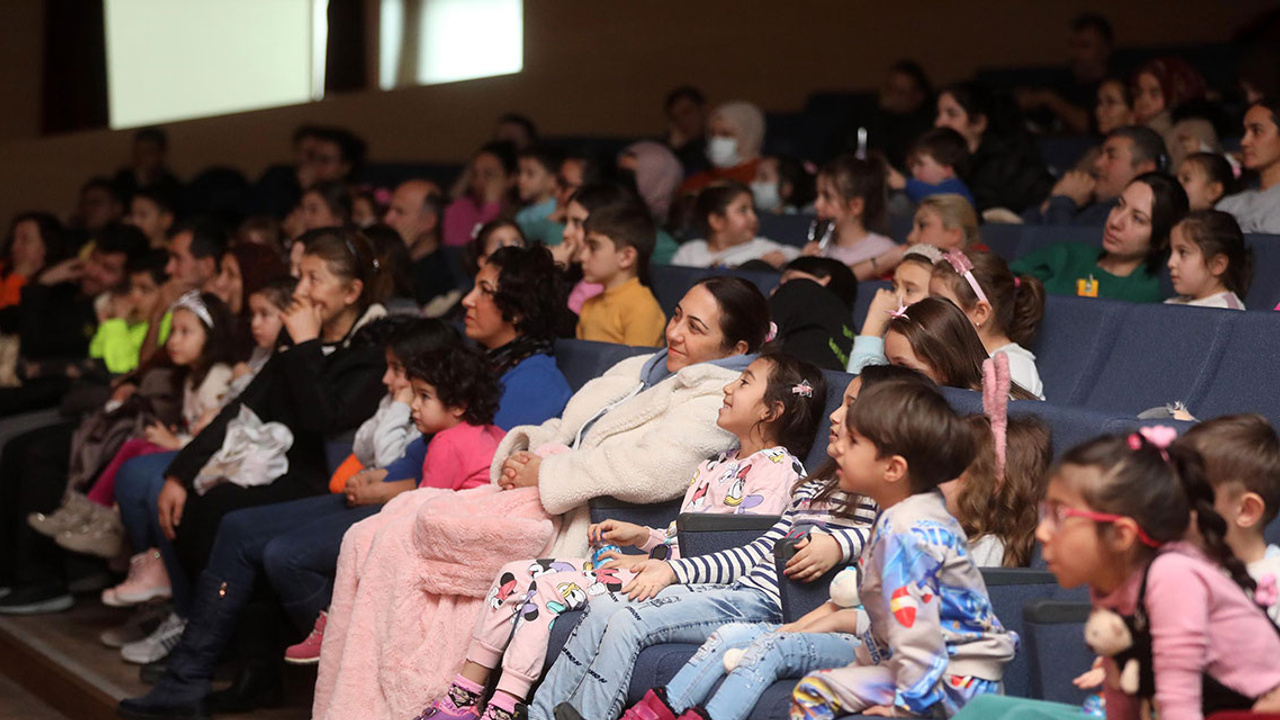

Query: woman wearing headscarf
[{"left": 678, "top": 101, "right": 767, "bottom": 196}]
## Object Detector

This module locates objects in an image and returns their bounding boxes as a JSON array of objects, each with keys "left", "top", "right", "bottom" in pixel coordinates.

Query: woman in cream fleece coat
[{"left": 313, "top": 277, "right": 772, "bottom": 720}]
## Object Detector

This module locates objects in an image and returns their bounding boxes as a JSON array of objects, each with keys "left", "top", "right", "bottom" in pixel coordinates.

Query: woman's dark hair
[
  {"left": 249, "top": 276, "right": 296, "bottom": 313},
  {"left": 226, "top": 242, "right": 288, "bottom": 316},
  {"left": 1128, "top": 171, "right": 1190, "bottom": 273},
  {"left": 847, "top": 380, "right": 976, "bottom": 494},
  {"left": 486, "top": 245, "right": 571, "bottom": 343},
  {"left": 887, "top": 297, "right": 1038, "bottom": 399},
  {"left": 1174, "top": 210, "right": 1253, "bottom": 297},
  {"left": 1057, "top": 432, "right": 1257, "bottom": 598},
  {"left": 1182, "top": 152, "right": 1236, "bottom": 202},
  {"left": 798, "top": 363, "right": 935, "bottom": 516},
  {"left": 3, "top": 211, "right": 66, "bottom": 278},
  {"left": 1254, "top": 96, "right": 1280, "bottom": 130},
  {"left": 957, "top": 414, "right": 1053, "bottom": 567},
  {"left": 477, "top": 141, "right": 519, "bottom": 176},
  {"left": 931, "top": 250, "right": 1046, "bottom": 347},
  {"left": 694, "top": 181, "right": 753, "bottom": 238},
  {"left": 568, "top": 182, "right": 641, "bottom": 216},
  {"left": 1098, "top": 76, "right": 1133, "bottom": 108},
  {"left": 175, "top": 292, "right": 238, "bottom": 388},
  {"left": 304, "top": 180, "right": 354, "bottom": 226},
  {"left": 299, "top": 226, "right": 390, "bottom": 311},
  {"left": 817, "top": 154, "right": 889, "bottom": 234},
  {"left": 405, "top": 343, "right": 502, "bottom": 426},
  {"left": 134, "top": 184, "right": 181, "bottom": 219},
  {"left": 362, "top": 224, "right": 416, "bottom": 300},
  {"left": 891, "top": 59, "right": 933, "bottom": 99},
  {"left": 128, "top": 249, "right": 169, "bottom": 286},
  {"left": 940, "top": 81, "right": 1025, "bottom": 142},
  {"left": 389, "top": 318, "right": 460, "bottom": 365},
  {"left": 691, "top": 275, "right": 770, "bottom": 353},
  {"left": 775, "top": 155, "right": 817, "bottom": 209},
  {"left": 781, "top": 256, "right": 857, "bottom": 309},
  {"left": 753, "top": 352, "right": 827, "bottom": 460},
  {"left": 465, "top": 220, "right": 528, "bottom": 277}
]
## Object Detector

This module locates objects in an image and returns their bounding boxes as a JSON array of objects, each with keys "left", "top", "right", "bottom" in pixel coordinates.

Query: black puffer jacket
[{"left": 965, "top": 133, "right": 1054, "bottom": 214}]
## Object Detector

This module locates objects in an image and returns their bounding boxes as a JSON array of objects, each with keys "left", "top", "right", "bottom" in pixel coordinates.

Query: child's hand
[
  {"left": 500, "top": 451, "right": 541, "bottom": 490},
  {"left": 761, "top": 250, "right": 789, "bottom": 269},
  {"left": 862, "top": 705, "right": 899, "bottom": 717},
  {"left": 393, "top": 385, "right": 414, "bottom": 406},
  {"left": 232, "top": 362, "right": 253, "bottom": 379},
  {"left": 801, "top": 241, "right": 821, "bottom": 257},
  {"left": 594, "top": 552, "right": 647, "bottom": 571},
  {"left": 622, "top": 560, "right": 676, "bottom": 602},
  {"left": 144, "top": 422, "right": 182, "bottom": 450},
  {"left": 588, "top": 519, "right": 650, "bottom": 548},
  {"left": 887, "top": 166, "right": 907, "bottom": 191},
  {"left": 344, "top": 470, "right": 387, "bottom": 506},
  {"left": 784, "top": 533, "right": 842, "bottom": 582},
  {"left": 862, "top": 288, "right": 900, "bottom": 337},
  {"left": 1255, "top": 682, "right": 1280, "bottom": 712},
  {"left": 1072, "top": 657, "right": 1105, "bottom": 689}
]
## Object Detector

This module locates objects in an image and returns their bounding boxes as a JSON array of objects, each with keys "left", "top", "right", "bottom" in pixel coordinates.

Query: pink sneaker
[
  {"left": 103, "top": 549, "right": 171, "bottom": 607},
  {"left": 283, "top": 611, "right": 326, "bottom": 665},
  {"left": 621, "top": 689, "right": 677, "bottom": 720}
]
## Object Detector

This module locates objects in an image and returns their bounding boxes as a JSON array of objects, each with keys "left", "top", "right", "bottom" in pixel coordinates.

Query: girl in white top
[
  {"left": 929, "top": 249, "right": 1047, "bottom": 400},
  {"left": 672, "top": 181, "right": 800, "bottom": 269},
  {"left": 802, "top": 154, "right": 897, "bottom": 272},
  {"left": 1165, "top": 210, "right": 1251, "bottom": 311}
]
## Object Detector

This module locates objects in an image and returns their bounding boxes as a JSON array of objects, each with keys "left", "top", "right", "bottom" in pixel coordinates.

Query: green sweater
[
  {"left": 88, "top": 313, "right": 172, "bottom": 374},
  {"left": 1010, "top": 242, "right": 1163, "bottom": 303}
]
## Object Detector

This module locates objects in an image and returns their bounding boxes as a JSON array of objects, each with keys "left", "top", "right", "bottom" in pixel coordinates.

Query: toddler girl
[
  {"left": 421, "top": 353, "right": 826, "bottom": 720},
  {"left": 803, "top": 155, "right": 896, "bottom": 273},
  {"left": 1165, "top": 210, "right": 1252, "bottom": 310}
]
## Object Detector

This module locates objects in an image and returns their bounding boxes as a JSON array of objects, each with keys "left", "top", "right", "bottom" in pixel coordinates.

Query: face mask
[
  {"left": 706, "top": 136, "right": 741, "bottom": 169},
  {"left": 750, "top": 181, "right": 781, "bottom": 213}
]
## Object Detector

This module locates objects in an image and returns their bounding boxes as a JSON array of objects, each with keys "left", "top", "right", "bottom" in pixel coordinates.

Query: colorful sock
[
  {"left": 441, "top": 675, "right": 485, "bottom": 711},
  {"left": 481, "top": 691, "right": 522, "bottom": 720}
]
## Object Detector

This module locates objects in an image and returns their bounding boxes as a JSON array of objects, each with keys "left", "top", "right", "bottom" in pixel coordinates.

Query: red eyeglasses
[{"left": 1037, "top": 500, "right": 1162, "bottom": 548}]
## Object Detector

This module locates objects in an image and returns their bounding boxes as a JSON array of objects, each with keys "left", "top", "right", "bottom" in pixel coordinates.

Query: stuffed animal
[{"left": 1084, "top": 608, "right": 1141, "bottom": 695}]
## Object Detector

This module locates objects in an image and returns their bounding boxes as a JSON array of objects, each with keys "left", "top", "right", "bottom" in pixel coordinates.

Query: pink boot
[
  {"left": 621, "top": 688, "right": 677, "bottom": 720},
  {"left": 283, "top": 611, "right": 326, "bottom": 665}
]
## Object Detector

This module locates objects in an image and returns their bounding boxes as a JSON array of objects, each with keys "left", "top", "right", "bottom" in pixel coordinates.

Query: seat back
[
  {"left": 553, "top": 339, "right": 652, "bottom": 392},
  {"left": 649, "top": 266, "right": 782, "bottom": 317},
  {"left": 1030, "top": 295, "right": 1127, "bottom": 404},
  {"left": 979, "top": 568, "right": 1064, "bottom": 700},
  {"left": 677, "top": 514, "right": 780, "bottom": 559},
  {"left": 756, "top": 212, "right": 816, "bottom": 248},
  {"left": 807, "top": 370, "right": 854, "bottom": 472},
  {"left": 1187, "top": 311, "right": 1280, "bottom": 426},
  {"left": 1023, "top": 597, "right": 1094, "bottom": 703},
  {"left": 1244, "top": 234, "right": 1280, "bottom": 311}
]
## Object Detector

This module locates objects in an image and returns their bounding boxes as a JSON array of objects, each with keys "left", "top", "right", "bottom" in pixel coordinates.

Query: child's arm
[
  {"left": 792, "top": 608, "right": 864, "bottom": 635},
  {"left": 779, "top": 601, "right": 841, "bottom": 633},
  {"left": 1142, "top": 557, "right": 1216, "bottom": 720},
  {"left": 873, "top": 531, "right": 951, "bottom": 718}
]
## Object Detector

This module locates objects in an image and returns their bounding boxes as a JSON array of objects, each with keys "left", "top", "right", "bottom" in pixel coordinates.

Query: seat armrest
[{"left": 676, "top": 514, "right": 779, "bottom": 558}]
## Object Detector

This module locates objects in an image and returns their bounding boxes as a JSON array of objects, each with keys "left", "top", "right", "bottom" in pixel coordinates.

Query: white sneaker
[
  {"left": 120, "top": 612, "right": 186, "bottom": 664},
  {"left": 100, "top": 602, "right": 171, "bottom": 649}
]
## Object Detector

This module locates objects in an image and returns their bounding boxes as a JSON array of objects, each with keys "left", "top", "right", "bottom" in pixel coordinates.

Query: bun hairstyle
[
  {"left": 692, "top": 275, "right": 770, "bottom": 353},
  {"left": 931, "top": 250, "right": 1046, "bottom": 347},
  {"left": 1057, "top": 432, "right": 1257, "bottom": 597},
  {"left": 754, "top": 352, "right": 827, "bottom": 460},
  {"left": 298, "top": 226, "right": 389, "bottom": 311},
  {"left": 817, "top": 154, "right": 889, "bottom": 233},
  {"left": 1174, "top": 210, "right": 1253, "bottom": 297}
]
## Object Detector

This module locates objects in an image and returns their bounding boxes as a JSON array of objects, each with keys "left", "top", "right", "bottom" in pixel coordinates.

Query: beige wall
[{"left": 0, "top": 0, "right": 1269, "bottom": 225}]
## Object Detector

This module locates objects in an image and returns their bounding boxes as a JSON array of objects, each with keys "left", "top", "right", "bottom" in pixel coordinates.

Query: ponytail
[
  {"left": 931, "top": 250, "right": 1044, "bottom": 348},
  {"left": 1007, "top": 275, "right": 1046, "bottom": 348},
  {"left": 1168, "top": 443, "right": 1257, "bottom": 596}
]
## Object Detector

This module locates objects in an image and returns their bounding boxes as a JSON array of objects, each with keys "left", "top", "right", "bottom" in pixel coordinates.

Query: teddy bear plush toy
[{"left": 1084, "top": 607, "right": 1145, "bottom": 695}]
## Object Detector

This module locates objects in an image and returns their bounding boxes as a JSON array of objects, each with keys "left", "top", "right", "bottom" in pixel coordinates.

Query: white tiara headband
[
  {"left": 941, "top": 249, "right": 989, "bottom": 306},
  {"left": 171, "top": 290, "right": 214, "bottom": 328}
]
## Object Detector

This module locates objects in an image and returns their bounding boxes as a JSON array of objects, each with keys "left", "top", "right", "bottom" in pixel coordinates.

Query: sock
[
  {"left": 442, "top": 675, "right": 485, "bottom": 711},
  {"left": 483, "top": 692, "right": 521, "bottom": 720}
]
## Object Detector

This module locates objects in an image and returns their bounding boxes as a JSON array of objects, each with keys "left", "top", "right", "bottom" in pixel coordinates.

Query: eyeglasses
[{"left": 1037, "top": 501, "right": 1161, "bottom": 548}]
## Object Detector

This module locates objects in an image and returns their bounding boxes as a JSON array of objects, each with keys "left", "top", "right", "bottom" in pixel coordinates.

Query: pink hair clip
[
  {"left": 792, "top": 380, "right": 814, "bottom": 398},
  {"left": 888, "top": 298, "right": 910, "bottom": 321},
  {"left": 1256, "top": 575, "right": 1278, "bottom": 608},
  {"left": 373, "top": 187, "right": 393, "bottom": 206},
  {"left": 765, "top": 321, "right": 778, "bottom": 343},
  {"left": 942, "top": 249, "right": 989, "bottom": 305},
  {"left": 1130, "top": 425, "right": 1178, "bottom": 461},
  {"left": 982, "top": 353, "right": 1011, "bottom": 485}
]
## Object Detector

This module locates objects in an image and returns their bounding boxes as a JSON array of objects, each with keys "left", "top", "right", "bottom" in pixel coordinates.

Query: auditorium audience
[
  {"left": 673, "top": 181, "right": 799, "bottom": 269},
  {"left": 575, "top": 204, "right": 666, "bottom": 347},
  {"left": 848, "top": 60, "right": 937, "bottom": 168},
  {"left": 382, "top": 179, "right": 456, "bottom": 306},
  {"left": 1218, "top": 98, "right": 1280, "bottom": 233},
  {"left": 1023, "top": 126, "right": 1167, "bottom": 226},
  {"left": 0, "top": 212, "right": 65, "bottom": 310},
  {"left": 1016, "top": 14, "right": 1115, "bottom": 135},
  {"left": 1094, "top": 77, "right": 1136, "bottom": 136},
  {"left": 515, "top": 146, "right": 562, "bottom": 227},
  {"left": 444, "top": 142, "right": 517, "bottom": 247},
  {"left": 770, "top": 256, "right": 857, "bottom": 371},
  {"left": 679, "top": 101, "right": 766, "bottom": 195},
  {"left": 126, "top": 185, "right": 180, "bottom": 249},
  {"left": 1165, "top": 210, "right": 1252, "bottom": 310},
  {"left": 298, "top": 180, "right": 354, "bottom": 231},
  {"left": 113, "top": 127, "right": 182, "bottom": 206},
  {"left": 1178, "top": 151, "right": 1235, "bottom": 211}
]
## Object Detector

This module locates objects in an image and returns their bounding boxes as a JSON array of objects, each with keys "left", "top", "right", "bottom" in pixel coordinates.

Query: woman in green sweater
[{"left": 1011, "top": 172, "right": 1189, "bottom": 302}]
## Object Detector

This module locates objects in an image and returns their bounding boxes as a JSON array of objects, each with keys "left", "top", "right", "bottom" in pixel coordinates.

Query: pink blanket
[{"left": 314, "top": 485, "right": 557, "bottom": 720}]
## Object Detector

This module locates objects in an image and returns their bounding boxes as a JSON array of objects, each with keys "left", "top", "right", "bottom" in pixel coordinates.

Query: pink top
[
  {"left": 1094, "top": 542, "right": 1280, "bottom": 720},
  {"left": 442, "top": 197, "right": 502, "bottom": 247},
  {"left": 640, "top": 446, "right": 803, "bottom": 558},
  {"left": 822, "top": 232, "right": 897, "bottom": 267},
  {"left": 567, "top": 280, "right": 604, "bottom": 315},
  {"left": 419, "top": 422, "right": 506, "bottom": 491}
]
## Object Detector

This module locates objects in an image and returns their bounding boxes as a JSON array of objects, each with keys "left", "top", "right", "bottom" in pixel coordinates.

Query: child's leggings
[
  {"left": 662, "top": 622, "right": 857, "bottom": 720},
  {"left": 467, "top": 557, "right": 642, "bottom": 700},
  {"left": 87, "top": 438, "right": 167, "bottom": 507},
  {"left": 790, "top": 665, "right": 1001, "bottom": 719}
]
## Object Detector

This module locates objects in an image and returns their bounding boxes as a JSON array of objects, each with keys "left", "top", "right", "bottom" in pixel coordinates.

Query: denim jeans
[
  {"left": 114, "top": 451, "right": 185, "bottom": 610},
  {"left": 528, "top": 585, "right": 781, "bottom": 720},
  {"left": 664, "top": 622, "right": 857, "bottom": 720}
]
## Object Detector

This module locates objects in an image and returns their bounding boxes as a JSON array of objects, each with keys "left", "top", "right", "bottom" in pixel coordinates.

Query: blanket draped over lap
[{"left": 313, "top": 485, "right": 557, "bottom": 720}]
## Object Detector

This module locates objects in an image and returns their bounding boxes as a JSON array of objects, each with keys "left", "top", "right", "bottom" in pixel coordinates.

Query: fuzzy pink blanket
[{"left": 313, "top": 485, "right": 557, "bottom": 720}]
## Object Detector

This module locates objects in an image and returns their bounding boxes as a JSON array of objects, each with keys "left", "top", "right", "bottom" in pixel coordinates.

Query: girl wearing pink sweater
[{"left": 958, "top": 428, "right": 1280, "bottom": 720}]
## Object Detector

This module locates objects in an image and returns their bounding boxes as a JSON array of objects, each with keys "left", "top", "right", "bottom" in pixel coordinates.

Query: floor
[{"left": 0, "top": 600, "right": 311, "bottom": 719}]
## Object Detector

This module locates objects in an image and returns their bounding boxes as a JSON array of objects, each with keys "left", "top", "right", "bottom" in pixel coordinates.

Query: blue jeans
[
  {"left": 664, "top": 623, "right": 858, "bottom": 720},
  {"left": 529, "top": 585, "right": 781, "bottom": 720},
  {"left": 114, "top": 451, "right": 186, "bottom": 611}
]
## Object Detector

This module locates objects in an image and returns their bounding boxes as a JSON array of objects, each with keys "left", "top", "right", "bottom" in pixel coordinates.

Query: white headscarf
[{"left": 709, "top": 101, "right": 766, "bottom": 163}]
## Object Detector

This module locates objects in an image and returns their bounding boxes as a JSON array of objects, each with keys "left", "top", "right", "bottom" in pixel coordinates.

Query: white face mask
[
  {"left": 706, "top": 136, "right": 741, "bottom": 169},
  {"left": 750, "top": 181, "right": 781, "bottom": 213}
]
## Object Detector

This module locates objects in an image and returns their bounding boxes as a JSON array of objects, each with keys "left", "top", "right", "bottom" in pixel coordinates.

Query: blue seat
[
  {"left": 1080, "top": 303, "right": 1231, "bottom": 415},
  {"left": 757, "top": 212, "right": 816, "bottom": 248},
  {"left": 553, "top": 339, "right": 653, "bottom": 392},
  {"left": 1022, "top": 597, "right": 1093, "bottom": 704},
  {"left": 1186, "top": 311, "right": 1280, "bottom": 426},
  {"left": 1243, "top": 234, "right": 1280, "bottom": 311},
  {"left": 980, "top": 568, "right": 1066, "bottom": 700},
  {"left": 1030, "top": 295, "right": 1127, "bottom": 405},
  {"left": 650, "top": 266, "right": 782, "bottom": 317},
  {"left": 850, "top": 280, "right": 891, "bottom": 331}
]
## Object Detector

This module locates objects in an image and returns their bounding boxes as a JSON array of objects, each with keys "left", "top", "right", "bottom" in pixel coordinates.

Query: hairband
[
  {"left": 902, "top": 244, "right": 944, "bottom": 264},
  {"left": 792, "top": 380, "right": 813, "bottom": 398},
  {"left": 1128, "top": 425, "right": 1178, "bottom": 461},
  {"left": 982, "top": 353, "right": 1010, "bottom": 486},
  {"left": 941, "top": 249, "right": 989, "bottom": 306},
  {"left": 171, "top": 290, "right": 214, "bottom": 328}
]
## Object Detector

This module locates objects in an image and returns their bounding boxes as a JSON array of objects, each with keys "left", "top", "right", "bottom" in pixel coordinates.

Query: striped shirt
[{"left": 668, "top": 479, "right": 878, "bottom": 607}]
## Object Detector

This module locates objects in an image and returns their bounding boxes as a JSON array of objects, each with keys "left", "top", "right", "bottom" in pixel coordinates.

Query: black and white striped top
[{"left": 668, "top": 479, "right": 879, "bottom": 607}]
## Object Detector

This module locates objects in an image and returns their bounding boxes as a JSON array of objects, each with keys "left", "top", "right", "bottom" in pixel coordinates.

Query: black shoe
[
  {"left": 116, "top": 688, "right": 210, "bottom": 720},
  {"left": 0, "top": 584, "right": 73, "bottom": 615},
  {"left": 204, "top": 661, "right": 283, "bottom": 714}
]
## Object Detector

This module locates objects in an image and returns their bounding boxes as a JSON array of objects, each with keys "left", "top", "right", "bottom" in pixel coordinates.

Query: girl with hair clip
[
  {"left": 941, "top": 355, "right": 1053, "bottom": 568},
  {"left": 802, "top": 155, "right": 897, "bottom": 274},
  {"left": 672, "top": 181, "right": 800, "bottom": 269},
  {"left": 930, "top": 248, "right": 1047, "bottom": 398},
  {"left": 418, "top": 353, "right": 826, "bottom": 720},
  {"left": 1012, "top": 172, "right": 1190, "bottom": 303},
  {"left": 850, "top": 297, "right": 1040, "bottom": 400},
  {"left": 1165, "top": 210, "right": 1252, "bottom": 310},
  {"left": 961, "top": 427, "right": 1280, "bottom": 720}
]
